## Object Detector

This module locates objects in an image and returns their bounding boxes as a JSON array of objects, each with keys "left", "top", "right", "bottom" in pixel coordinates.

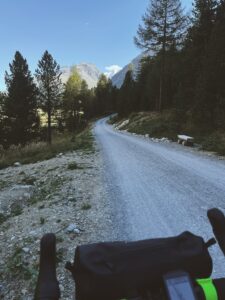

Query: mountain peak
[
  {"left": 61, "top": 63, "right": 101, "bottom": 89},
  {"left": 111, "top": 53, "right": 147, "bottom": 88}
]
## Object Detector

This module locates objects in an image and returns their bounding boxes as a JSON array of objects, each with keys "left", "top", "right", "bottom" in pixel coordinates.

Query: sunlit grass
[{"left": 0, "top": 127, "right": 94, "bottom": 170}]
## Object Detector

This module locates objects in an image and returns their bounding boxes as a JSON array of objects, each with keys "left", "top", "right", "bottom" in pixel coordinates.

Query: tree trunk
[
  {"left": 47, "top": 109, "right": 52, "bottom": 144},
  {"left": 159, "top": 51, "right": 166, "bottom": 112},
  {"left": 158, "top": 0, "right": 168, "bottom": 112}
]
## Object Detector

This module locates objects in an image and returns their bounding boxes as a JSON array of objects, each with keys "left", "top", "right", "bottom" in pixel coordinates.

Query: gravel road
[{"left": 94, "top": 117, "right": 225, "bottom": 278}]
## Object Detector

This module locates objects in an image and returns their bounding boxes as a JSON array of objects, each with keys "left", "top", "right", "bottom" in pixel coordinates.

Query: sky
[{"left": 0, "top": 0, "right": 192, "bottom": 90}]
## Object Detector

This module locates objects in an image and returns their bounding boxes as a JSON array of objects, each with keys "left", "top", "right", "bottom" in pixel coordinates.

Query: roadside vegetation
[
  {"left": 0, "top": 127, "right": 93, "bottom": 170},
  {"left": 111, "top": 112, "right": 225, "bottom": 156},
  {"left": 105, "top": 0, "right": 225, "bottom": 156}
]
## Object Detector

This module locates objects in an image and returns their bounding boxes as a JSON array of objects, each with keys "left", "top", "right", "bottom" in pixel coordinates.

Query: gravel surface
[
  {"left": 1, "top": 118, "right": 225, "bottom": 299},
  {"left": 0, "top": 147, "right": 112, "bottom": 299},
  {"left": 94, "top": 118, "right": 225, "bottom": 279}
]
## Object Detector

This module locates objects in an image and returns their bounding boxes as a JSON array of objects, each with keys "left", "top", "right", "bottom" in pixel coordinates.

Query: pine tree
[
  {"left": 193, "top": 0, "right": 225, "bottom": 128},
  {"left": 118, "top": 69, "right": 136, "bottom": 116},
  {"left": 95, "top": 74, "right": 111, "bottom": 115},
  {"left": 35, "top": 51, "right": 62, "bottom": 144},
  {"left": 4, "top": 51, "right": 39, "bottom": 145},
  {"left": 134, "top": 0, "right": 187, "bottom": 111},
  {"left": 63, "top": 69, "right": 89, "bottom": 131},
  {"left": 0, "top": 92, "right": 7, "bottom": 146}
]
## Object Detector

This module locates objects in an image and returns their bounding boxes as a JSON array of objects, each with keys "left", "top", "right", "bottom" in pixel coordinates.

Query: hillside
[
  {"left": 111, "top": 53, "right": 145, "bottom": 88},
  {"left": 61, "top": 63, "right": 101, "bottom": 89}
]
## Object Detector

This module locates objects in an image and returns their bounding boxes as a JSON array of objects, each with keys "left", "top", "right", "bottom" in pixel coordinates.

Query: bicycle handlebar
[
  {"left": 34, "top": 233, "right": 60, "bottom": 300},
  {"left": 34, "top": 208, "right": 225, "bottom": 300}
]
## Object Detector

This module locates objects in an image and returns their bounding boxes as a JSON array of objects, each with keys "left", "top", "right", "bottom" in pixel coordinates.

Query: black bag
[{"left": 66, "top": 232, "right": 213, "bottom": 300}]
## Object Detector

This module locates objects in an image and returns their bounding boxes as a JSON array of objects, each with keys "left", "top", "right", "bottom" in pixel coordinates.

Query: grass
[
  {"left": 10, "top": 203, "right": 23, "bottom": 217},
  {"left": 114, "top": 111, "right": 225, "bottom": 156},
  {"left": 0, "top": 126, "right": 94, "bottom": 170},
  {"left": 117, "top": 111, "right": 180, "bottom": 141},
  {"left": 81, "top": 203, "right": 92, "bottom": 210},
  {"left": 67, "top": 161, "right": 84, "bottom": 170},
  {"left": 21, "top": 176, "right": 36, "bottom": 185},
  {"left": 0, "top": 179, "right": 9, "bottom": 191},
  {"left": 28, "top": 176, "right": 65, "bottom": 205},
  {"left": 0, "top": 213, "right": 8, "bottom": 225},
  {"left": 6, "top": 246, "right": 38, "bottom": 281},
  {"left": 40, "top": 217, "right": 45, "bottom": 225}
]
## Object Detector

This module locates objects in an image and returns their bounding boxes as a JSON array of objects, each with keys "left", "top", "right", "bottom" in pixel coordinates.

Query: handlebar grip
[
  {"left": 213, "top": 279, "right": 225, "bottom": 300},
  {"left": 34, "top": 233, "right": 60, "bottom": 300},
  {"left": 207, "top": 208, "right": 225, "bottom": 256}
]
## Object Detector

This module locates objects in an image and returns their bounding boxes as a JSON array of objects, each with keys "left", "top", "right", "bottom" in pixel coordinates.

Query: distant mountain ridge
[
  {"left": 61, "top": 63, "right": 101, "bottom": 89},
  {"left": 111, "top": 53, "right": 147, "bottom": 88}
]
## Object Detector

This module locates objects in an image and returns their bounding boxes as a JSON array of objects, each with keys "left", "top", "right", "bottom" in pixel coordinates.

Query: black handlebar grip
[
  {"left": 213, "top": 279, "right": 225, "bottom": 300},
  {"left": 34, "top": 233, "right": 60, "bottom": 300},
  {"left": 207, "top": 208, "right": 225, "bottom": 256}
]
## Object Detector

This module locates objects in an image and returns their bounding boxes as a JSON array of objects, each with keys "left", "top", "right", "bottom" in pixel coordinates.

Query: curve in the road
[{"left": 94, "top": 118, "right": 225, "bottom": 277}]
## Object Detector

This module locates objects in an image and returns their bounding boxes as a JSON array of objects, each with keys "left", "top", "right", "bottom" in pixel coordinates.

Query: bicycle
[{"left": 34, "top": 208, "right": 225, "bottom": 300}]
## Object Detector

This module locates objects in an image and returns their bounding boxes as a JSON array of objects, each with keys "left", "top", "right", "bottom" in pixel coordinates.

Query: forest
[{"left": 0, "top": 0, "right": 225, "bottom": 153}]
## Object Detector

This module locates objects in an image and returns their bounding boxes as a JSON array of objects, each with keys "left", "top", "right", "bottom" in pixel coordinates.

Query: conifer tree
[
  {"left": 63, "top": 69, "right": 86, "bottom": 131},
  {"left": 193, "top": 0, "right": 225, "bottom": 128},
  {"left": 4, "top": 51, "right": 39, "bottom": 145},
  {"left": 95, "top": 74, "right": 111, "bottom": 115},
  {"left": 135, "top": 0, "right": 186, "bottom": 111},
  {"left": 118, "top": 69, "right": 136, "bottom": 116},
  {"left": 35, "top": 51, "right": 62, "bottom": 144}
]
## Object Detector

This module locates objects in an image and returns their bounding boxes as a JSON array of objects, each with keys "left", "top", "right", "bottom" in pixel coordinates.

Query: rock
[
  {"left": 68, "top": 196, "right": 76, "bottom": 202},
  {"left": 58, "top": 153, "right": 63, "bottom": 158},
  {"left": 21, "top": 289, "right": 27, "bottom": 295},
  {"left": 14, "top": 162, "right": 21, "bottom": 167},
  {"left": 11, "top": 185, "right": 34, "bottom": 193},
  {"left": 23, "top": 192, "right": 31, "bottom": 199},
  {"left": 29, "top": 230, "right": 37, "bottom": 236},
  {"left": 65, "top": 224, "right": 80, "bottom": 234},
  {"left": 160, "top": 137, "right": 170, "bottom": 143},
  {"left": 22, "top": 247, "right": 30, "bottom": 253}
]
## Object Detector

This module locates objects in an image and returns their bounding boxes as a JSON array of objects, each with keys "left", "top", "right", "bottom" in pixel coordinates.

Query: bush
[
  {"left": 201, "top": 132, "right": 225, "bottom": 155},
  {"left": 81, "top": 203, "right": 92, "bottom": 210}
]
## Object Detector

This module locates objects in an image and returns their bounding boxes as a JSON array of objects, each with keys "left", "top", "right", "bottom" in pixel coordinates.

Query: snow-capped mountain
[
  {"left": 61, "top": 63, "right": 101, "bottom": 89},
  {"left": 111, "top": 53, "right": 146, "bottom": 88}
]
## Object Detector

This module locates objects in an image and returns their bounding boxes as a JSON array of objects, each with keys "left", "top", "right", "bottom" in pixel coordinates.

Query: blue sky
[{"left": 0, "top": 0, "right": 191, "bottom": 90}]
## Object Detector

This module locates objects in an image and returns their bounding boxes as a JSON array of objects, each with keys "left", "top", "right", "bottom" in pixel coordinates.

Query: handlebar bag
[{"left": 68, "top": 232, "right": 213, "bottom": 300}]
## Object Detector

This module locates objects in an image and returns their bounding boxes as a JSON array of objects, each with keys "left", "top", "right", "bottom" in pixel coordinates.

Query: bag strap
[
  {"left": 205, "top": 238, "right": 217, "bottom": 248},
  {"left": 197, "top": 278, "right": 218, "bottom": 300}
]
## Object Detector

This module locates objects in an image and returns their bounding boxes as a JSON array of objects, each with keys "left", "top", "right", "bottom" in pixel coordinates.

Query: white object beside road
[{"left": 177, "top": 135, "right": 194, "bottom": 146}]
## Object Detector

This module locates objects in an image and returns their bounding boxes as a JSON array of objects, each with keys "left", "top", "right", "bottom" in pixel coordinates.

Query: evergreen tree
[
  {"left": 35, "top": 51, "right": 62, "bottom": 144},
  {"left": 118, "top": 69, "right": 136, "bottom": 116},
  {"left": 178, "top": 0, "right": 218, "bottom": 112},
  {"left": 94, "top": 74, "right": 111, "bottom": 115},
  {"left": 193, "top": 0, "right": 225, "bottom": 129},
  {"left": 4, "top": 51, "right": 39, "bottom": 145},
  {"left": 0, "top": 92, "right": 7, "bottom": 146},
  {"left": 63, "top": 69, "right": 89, "bottom": 131},
  {"left": 136, "top": 57, "right": 160, "bottom": 111},
  {"left": 134, "top": 0, "right": 187, "bottom": 111}
]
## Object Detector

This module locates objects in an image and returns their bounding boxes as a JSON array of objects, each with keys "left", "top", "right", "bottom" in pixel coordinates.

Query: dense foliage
[
  {"left": 35, "top": 51, "right": 63, "bottom": 144},
  {"left": 100, "top": 0, "right": 225, "bottom": 135},
  {"left": 3, "top": 52, "right": 39, "bottom": 146}
]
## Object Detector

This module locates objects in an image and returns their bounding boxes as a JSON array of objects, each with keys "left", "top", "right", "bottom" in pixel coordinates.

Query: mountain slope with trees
[{"left": 99, "top": 0, "right": 225, "bottom": 154}]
